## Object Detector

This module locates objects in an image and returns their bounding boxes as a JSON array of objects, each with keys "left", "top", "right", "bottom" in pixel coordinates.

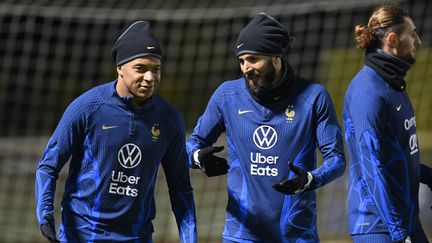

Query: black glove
[
  {"left": 194, "top": 146, "right": 229, "bottom": 177},
  {"left": 272, "top": 162, "right": 313, "bottom": 195},
  {"left": 40, "top": 214, "right": 59, "bottom": 243}
]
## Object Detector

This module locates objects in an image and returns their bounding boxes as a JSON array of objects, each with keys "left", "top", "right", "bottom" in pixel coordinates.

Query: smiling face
[
  {"left": 116, "top": 56, "right": 161, "bottom": 105},
  {"left": 238, "top": 54, "right": 282, "bottom": 96}
]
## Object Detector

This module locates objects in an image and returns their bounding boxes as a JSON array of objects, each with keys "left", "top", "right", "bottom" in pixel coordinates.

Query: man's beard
[
  {"left": 244, "top": 62, "right": 276, "bottom": 97},
  {"left": 399, "top": 49, "right": 416, "bottom": 65},
  {"left": 403, "top": 55, "right": 416, "bottom": 65}
]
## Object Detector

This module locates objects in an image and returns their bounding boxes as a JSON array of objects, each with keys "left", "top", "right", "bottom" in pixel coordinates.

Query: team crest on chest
[
  {"left": 151, "top": 123, "right": 160, "bottom": 142},
  {"left": 285, "top": 105, "right": 295, "bottom": 123}
]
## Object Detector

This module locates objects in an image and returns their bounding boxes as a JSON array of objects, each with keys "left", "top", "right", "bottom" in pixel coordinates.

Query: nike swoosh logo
[
  {"left": 237, "top": 43, "right": 244, "bottom": 48},
  {"left": 238, "top": 109, "right": 253, "bottom": 115},
  {"left": 147, "top": 46, "right": 156, "bottom": 50},
  {"left": 102, "top": 125, "right": 118, "bottom": 130},
  {"left": 396, "top": 104, "right": 402, "bottom": 111}
]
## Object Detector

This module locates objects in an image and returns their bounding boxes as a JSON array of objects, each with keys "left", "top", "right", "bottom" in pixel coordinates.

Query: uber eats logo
[
  {"left": 109, "top": 143, "right": 142, "bottom": 197},
  {"left": 250, "top": 125, "right": 279, "bottom": 176}
]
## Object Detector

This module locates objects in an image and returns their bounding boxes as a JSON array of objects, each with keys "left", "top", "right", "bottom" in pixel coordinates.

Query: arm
[
  {"left": 310, "top": 88, "right": 346, "bottom": 188},
  {"left": 272, "top": 87, "right": 345, "bottom": 195},
  {"left": 35, "top": 98, "right": 85, "bottom": 238},
  {"left": 186, "top": 87, "right": 227, "bottom": 176},
  {"left": 162, "top": 115, "right": 197, "bottom": 243},
  {"left": 349, "top": 91, "right": 408, "bottom": 242}
]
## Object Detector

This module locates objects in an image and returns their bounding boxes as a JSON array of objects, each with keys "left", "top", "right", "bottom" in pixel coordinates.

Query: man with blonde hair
[{"left": 344, "top": 4, "right": 431, "bottom": 243}]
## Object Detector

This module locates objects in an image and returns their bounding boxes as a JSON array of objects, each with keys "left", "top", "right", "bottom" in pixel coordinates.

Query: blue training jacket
[
  {"left": 35, "top": 81, "right": 197, "bottom": 242},
  {"left": 343, "top": 65, "right": 422, "bottom": 242},
  {"left": 187, "top": 76, "right": 345, "bottom": 242}
]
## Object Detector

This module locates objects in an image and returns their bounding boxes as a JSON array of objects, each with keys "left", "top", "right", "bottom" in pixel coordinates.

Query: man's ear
[
  {"left": 272, "top": 56, "right": 282, "bottom": 70},
  {"left": 116, "top": 65, "right": 123, "bottom": 77},
  {"left": 386, "top": 32, "right": 399, "bottom": 48}
]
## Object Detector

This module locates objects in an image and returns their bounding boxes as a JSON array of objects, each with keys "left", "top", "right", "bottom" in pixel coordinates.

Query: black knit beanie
[
  {"left": 235, "top": 12, "right": 293, "bottom": 57},
  {"left": 112, "top": 21, "right": 163, "bottom": 66}
]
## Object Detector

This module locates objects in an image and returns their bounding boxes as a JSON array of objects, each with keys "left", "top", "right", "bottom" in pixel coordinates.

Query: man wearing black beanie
[
  {"left": 35, "top": 21, "right": 197, "bottom": 242},
  {"left": 187, "top": 13, "right": 345, "bottom": 242}
]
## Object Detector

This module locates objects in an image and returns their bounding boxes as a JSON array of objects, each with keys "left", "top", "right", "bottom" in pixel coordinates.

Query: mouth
[{"left": 138, "top": 86, "right": 153, "bottom": 92}]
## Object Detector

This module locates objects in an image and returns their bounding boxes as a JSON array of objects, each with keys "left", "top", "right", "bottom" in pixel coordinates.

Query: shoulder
[
  {"left": 346, "top": 66, "right": 388, "bottom": 101},
  {"left": 151, "top": 95, "right": 184, "bottom": 125},
  {"left": 350, "top": 66, "right": 386, "bottom": 90},
  {"left": 293, "top": 76, "right": 330, "bottom": 99},
  {"left": 346, "top": 79, "right": 386, "bottom": 115},
  {"left": 216, "top": 78, "right": 245, "bottom": 93},
  {"left": 212, "top": 78, "right": 247, "bottom": 101},
  {"left": 67, "top": 81, "right": 114, "bottom": 117}
]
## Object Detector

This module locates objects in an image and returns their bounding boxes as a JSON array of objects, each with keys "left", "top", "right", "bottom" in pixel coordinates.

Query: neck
[
  {"left": 115, "top": 77, "right": 130, "bottom": 97},
  {"left": 115, "top": 78, "right": 149, "bottom": 107},
  {"left": 364, "top": 49, "right": 411, "bottom": 91}
]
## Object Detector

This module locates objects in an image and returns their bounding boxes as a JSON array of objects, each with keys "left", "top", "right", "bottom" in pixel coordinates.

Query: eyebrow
[{"left": 134, "top": 64, "right": 161, "bottom": 68}]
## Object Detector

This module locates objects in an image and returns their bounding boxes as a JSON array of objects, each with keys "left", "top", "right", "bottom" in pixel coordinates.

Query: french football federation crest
[
  {"left": 285, "top": 105, "right": 295, "bottom": 123},
  {"left": 151, "top": 123, "right": 160, "bottom": 141}
]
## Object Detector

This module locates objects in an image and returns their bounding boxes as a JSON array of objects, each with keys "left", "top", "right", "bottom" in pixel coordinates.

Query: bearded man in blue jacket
[
  {"left": 187, "top": 13, "right": 346, "bottom": 243},
  {"left": 343, "top": 4, "right": 432, "bottom": 243}
]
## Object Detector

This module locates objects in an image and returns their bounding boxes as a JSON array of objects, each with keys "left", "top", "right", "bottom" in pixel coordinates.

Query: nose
[
  {"left": 241, "top": 61, "right": 253, "bottom": 74},
  {"left": 414, "top": 32, "right": 421, "bottom": 47},
  {"left": 143, "top": 71, "right": 155, "bottom": 83},
  {"left": 416, "top": 35, "right": 422, "bottom": 47}
]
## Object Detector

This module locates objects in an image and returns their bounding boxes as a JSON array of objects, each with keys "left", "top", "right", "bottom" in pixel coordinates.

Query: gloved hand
[
  {"left": 193, "top": 146, "right": 229, "bottom": 177},
  {"left": 272, "top": 162, "right": 314, "bottom": 194},
  {"left": 40, "top": 214, "right": 59, "bottom": 243}
]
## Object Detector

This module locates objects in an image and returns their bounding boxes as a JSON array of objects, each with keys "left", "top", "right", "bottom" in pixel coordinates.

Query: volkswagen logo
[
  {"left": 118, "top": 143, "right": 141, "bottom": 169},
  {"left": 253, "top": 125, "right": 277, "bottom": 150}
]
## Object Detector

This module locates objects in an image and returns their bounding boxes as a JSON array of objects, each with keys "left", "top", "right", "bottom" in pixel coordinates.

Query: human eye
[
  {"left": 247, "top": 57, "right": 257, "bottom": 63},
  {"left": 134, "top": 66, "right": 143, "bottom": 72}
]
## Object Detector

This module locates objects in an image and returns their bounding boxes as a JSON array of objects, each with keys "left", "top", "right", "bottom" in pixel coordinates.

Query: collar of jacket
[
  {"left": 364, "top": 49, "right": 411, "bottom": 92},
  {"left": 246, "top": 56, "right": 295, "bottom": 106}
]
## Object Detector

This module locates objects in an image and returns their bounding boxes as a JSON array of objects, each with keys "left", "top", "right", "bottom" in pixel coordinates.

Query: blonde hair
[{"left": 355, "top": 4, "right": 409, "bottom": 51}]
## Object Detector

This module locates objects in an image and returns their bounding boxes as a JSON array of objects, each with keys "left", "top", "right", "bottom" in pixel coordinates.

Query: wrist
[
  {"left": 193, "top": 149, "right": 201, "bottom": 167},
  {"left": 305, "top": 172, "right": 314, "bottom": 188},
  {"left": 404, "top": 236, "right": 411, "bottom": 243}
]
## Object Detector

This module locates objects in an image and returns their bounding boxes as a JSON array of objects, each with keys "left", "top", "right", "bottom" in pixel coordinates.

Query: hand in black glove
[
  {"left": 272, "top": 162, "right": 313, "bottom": 195},
  {"left": 193, "top": 146, "right": 229, "bottom": 177},
  {"left": 40, "top": 214, "right": 59, "bottom": 243}
]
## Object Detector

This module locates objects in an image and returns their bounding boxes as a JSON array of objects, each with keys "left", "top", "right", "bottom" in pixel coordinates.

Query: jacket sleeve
[
  {"left": 186, "top": 86, "right": 226, "bottom": 168},
  {"left": 310, "top": 88, "right": 346, "bottom": 188},
  {"left": 161, "top": 114, "right": 197, "bottom": 243},
  {"left": 349, "top": 91, "right": 408, "bottom": 242},
  {"left": 35, "top": 98, "right": 86, "bottom": 225}
]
